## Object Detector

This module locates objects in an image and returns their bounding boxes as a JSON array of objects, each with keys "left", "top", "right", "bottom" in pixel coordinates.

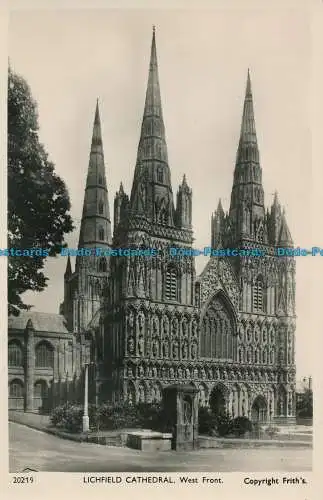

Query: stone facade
[
  {"left": 9, "top": 30, "right": 296, "bottom": 424},
  {"left": 8, "top": 312, "right": 91, "bottom": 412}
]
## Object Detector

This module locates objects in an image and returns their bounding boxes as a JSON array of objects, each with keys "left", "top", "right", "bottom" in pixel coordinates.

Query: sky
[{"left": 8, "top": 7, "right": 314, "bottom": 380}]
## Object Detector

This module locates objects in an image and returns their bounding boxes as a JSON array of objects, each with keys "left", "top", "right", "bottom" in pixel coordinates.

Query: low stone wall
[{"left": 296, "top": 417, "right": 313, "bottom": 426}]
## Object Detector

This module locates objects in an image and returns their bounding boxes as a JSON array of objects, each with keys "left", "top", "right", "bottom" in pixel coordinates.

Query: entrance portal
[{"left": 251, "top": 395, "right": 268, "bottom": 423}]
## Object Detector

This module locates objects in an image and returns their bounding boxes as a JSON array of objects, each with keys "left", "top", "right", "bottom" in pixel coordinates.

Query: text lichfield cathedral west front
[{"left": 8, "top": 29, "right": 296, "bottom": 424}]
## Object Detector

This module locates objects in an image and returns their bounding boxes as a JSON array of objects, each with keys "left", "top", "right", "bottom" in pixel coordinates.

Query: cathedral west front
[{"left": 9, "top": 29, "right": 297, "bottom": 425}]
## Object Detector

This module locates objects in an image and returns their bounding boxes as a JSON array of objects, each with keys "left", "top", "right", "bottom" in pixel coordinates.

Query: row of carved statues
[{"left": 124, "top": 362, "right": 295, "bottom": 384}]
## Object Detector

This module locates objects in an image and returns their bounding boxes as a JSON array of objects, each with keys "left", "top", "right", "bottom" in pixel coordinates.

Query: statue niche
[{"left": 200, "top": 293, "right": 235, "bottom": 360}]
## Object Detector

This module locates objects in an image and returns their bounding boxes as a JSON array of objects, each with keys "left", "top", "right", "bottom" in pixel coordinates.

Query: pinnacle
[
  {"left": 65, "top": 255, "right": 72, "bottom": 276},
  {"left": 217, "top": 198, "right": 224, "bottom": 214}
]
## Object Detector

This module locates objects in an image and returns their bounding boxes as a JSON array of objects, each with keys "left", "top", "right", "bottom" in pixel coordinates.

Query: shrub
[
  {"left": 230, "top": 416, "right": 253, "bottom": 437},
  {"left": 50, "top": 402, "right": 99, "bottom": 433},
  {"left": 216, "top": 413, "right": 233, "bottom": 437},
  {"left": 198, "top": 406, "right": 218, "bottom": 435},
  {"left": 50, "top": 401, "right": 167, "bottom": 433}
]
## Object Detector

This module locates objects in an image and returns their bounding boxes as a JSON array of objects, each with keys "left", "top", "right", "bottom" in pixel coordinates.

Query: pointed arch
[{"left": 200, "top": 290, "right": 237, "bottom": 360}]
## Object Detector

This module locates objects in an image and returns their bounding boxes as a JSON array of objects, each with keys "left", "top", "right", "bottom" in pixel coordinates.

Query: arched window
[
  {"left": 165, "top": 266, "right": 178, "bottom": 301},
  {"left": 9, "top": 379, "right": 24, "bottom": 397},
  {"left": 8, "top": 341, "right": 23, "bottom": 367},
  {"left": 200, "top": 293, "right": 234, "bottom": 360},
  {"left": 98, "top": 257, "right": 107, "bottom": 272},
  {"left": 98, "top": 227, "right": 104, "bottom": 241},
  {"left": 35, "top": 341, "right": 54, "bottom": 368},
  {"left": 98, "top": 201, "right": 104, "bottom": 214},
  {"left": 253, "top": 277, "right": 264, "bottom": 312},
  {"left": 157, "top": 166, "right": 163, "bottom": 183},
  {"left": 98, "top": 174, "right": 103, "bottom": 185}
]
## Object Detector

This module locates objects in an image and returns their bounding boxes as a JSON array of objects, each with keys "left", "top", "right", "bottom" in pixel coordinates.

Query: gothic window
[
  {"left": 98, "top": 258, "right": 107, "bottom": 272},
  {"left": 98, "top": 227, "right": 104, "bottom": 241},
  {"left": 98, "top": 174, "right": 103, "bottom": 185},
  {"left": 253, "top": 276, "right": 264, "bottom": 312},
  {"left": 165, "top": 265, "right": 178, "bottom": 301},
  {"left": 98, "top": 201, "right": 104, "bottom": 214},
  {"left": 35, "top": 341, "right": 54, "bottom": 368},
  {"left": 157, "top": 166, "right": 163, "bottom": 183},
  {"left": 200, "top": 293, "right": 234, "bottom": 360},
  {"left": 8, "top": 341, "right": 23, "bottom": 367},
  {"left": 9, "top": 379, "right": 24, "bottom": 397}
]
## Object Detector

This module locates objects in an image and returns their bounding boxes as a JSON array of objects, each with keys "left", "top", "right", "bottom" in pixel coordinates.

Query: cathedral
[{"left": 9, "top": 29, "right": 297, "bottom": 424}]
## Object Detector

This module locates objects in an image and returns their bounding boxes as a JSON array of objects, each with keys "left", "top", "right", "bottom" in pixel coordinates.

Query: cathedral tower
[
  {"left": 106, "top": 28, "right": 197, "bottom": 404},
  {"left": 219, "top": 71, "right": 296, "bottom": 422}
]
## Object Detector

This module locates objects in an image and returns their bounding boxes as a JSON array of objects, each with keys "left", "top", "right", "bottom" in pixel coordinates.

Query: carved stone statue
[
  {"left": 172, "top": 342, "right": 179, "bottom": 359},
  {"left": 182, "top": 319, "right": 188, "bottom": 337},
  {"left": 128, "top": 336, "right": 135, "bottom": 354},
  {"left": 128, "top": 312, "right": 134, "bottom": 330},
  {"left": 163, "top": 317, "right": 169, "bottom": 336},
  {"left": 191, "top": 342, "right": 197, "bottom": 359},
  {"left": 138, "top": 385, "right": 145, "bottom": 403},
  {"left": 172, "top": 318, "right": 178, "bottom": 336},
  {"left": 152, "top": 340, "right": 158, "bottom": 357},
  {"left": 138, "top": 312, "right": 144, "bottom": 331},
  {"left": 152, "top": 316, "right": 159, "bottom": 335},
  {"left": 182, "top": 342, "right": 188, "bottom": 359},
  {"left": 138, "top": 335, "right": 144, "bottom": 356}
]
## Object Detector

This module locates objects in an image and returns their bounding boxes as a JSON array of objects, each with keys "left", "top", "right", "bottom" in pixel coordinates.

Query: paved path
[{"left": 9, "top": 423, "right": 312, "bottom": 473}]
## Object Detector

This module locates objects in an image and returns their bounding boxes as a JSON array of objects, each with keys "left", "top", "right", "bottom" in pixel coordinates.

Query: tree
[{"left": 8, "top": 66, "right": 74, "bottom": 315}]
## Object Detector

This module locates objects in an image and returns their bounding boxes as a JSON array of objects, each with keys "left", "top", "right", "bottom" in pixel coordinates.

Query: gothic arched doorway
[
  {"left": 209, "top": 385, "right": 227, "bottom": 416},
  {"left": 251, "top": 395, "right": 267, "bottom": 423}
]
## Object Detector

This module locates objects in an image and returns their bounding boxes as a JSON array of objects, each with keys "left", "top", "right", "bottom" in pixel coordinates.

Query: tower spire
[
  {"left": 236, "top": 69, "right": 259, "bottom": 164},
  {"left": 228, "top": 71, "right": 266, "bottom": 244},
  {"left": 78, "top": 101, "right": 112, "bottom": 250},
  {"left": 130, "top": 29, "right": 174, "bottom": 225}
]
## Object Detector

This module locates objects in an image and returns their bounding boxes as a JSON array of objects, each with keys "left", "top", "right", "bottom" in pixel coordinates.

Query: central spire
[
  {"left": 129, "top": 28, "right": 174, "bottom": 225},
  {"left": 236, "top": 69, "right": 259, "bottom": 165}
]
